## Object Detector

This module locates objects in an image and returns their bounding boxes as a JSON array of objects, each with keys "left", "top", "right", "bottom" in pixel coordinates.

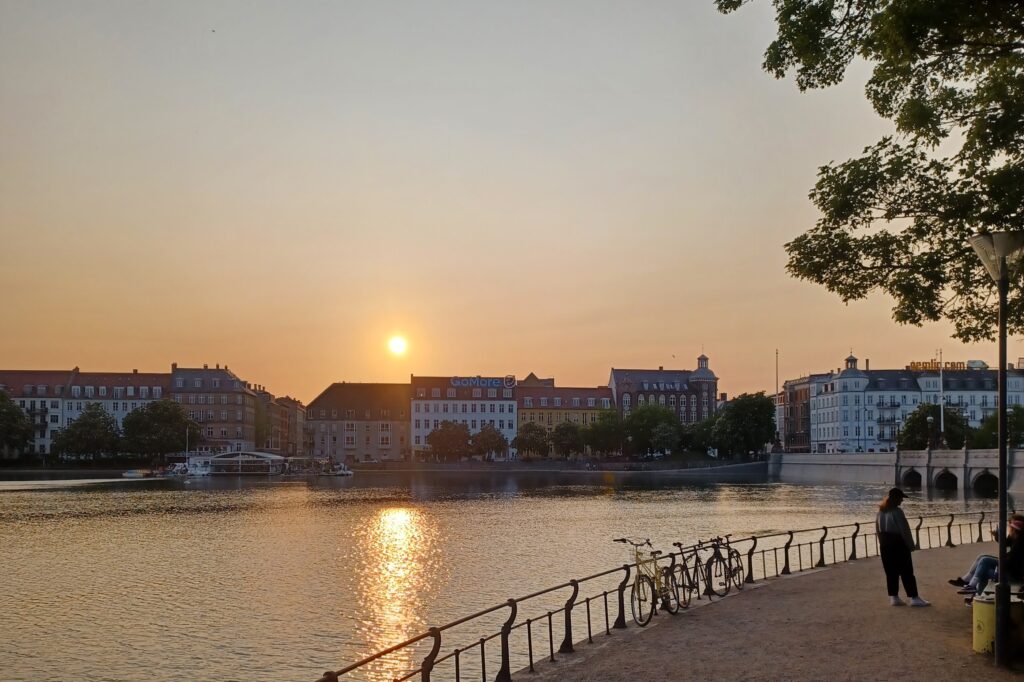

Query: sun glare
[{"left": 388, "top": 336, "right": 408, "bottom": 355}]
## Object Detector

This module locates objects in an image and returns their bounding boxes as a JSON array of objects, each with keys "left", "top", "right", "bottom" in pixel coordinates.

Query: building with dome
[{"left": 608, "top": 355, "right": 720, "bottom": 423}]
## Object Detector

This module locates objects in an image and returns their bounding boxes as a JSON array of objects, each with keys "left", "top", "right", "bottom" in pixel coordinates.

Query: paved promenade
[{"left": 527, "top": 542, "right": 1018, "bottom": 681}]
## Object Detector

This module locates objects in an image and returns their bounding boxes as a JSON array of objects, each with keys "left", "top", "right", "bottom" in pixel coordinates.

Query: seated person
[{"left": 952, "top": 514, "right": 1024, "bottom": 603}]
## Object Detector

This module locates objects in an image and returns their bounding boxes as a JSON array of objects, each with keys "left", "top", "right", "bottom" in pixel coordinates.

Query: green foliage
[
  {"left": 0, "top": 392, "right": 33, "bottom": 456},
  {"left": 580, "top": 410, "right": 625, "bottom": 456},
  {"left": 52, "top": 403, "right": 120, "bottom": 458},
  {"left": 425, "top": 420, "right": 472, "bottom": 462},
  {"left": 512, "top": 422, "right": 550, "bottom": 458},
  {"left": 969, "top": 405, "right": 1024, "bottom": 449},
  {"left": 550, "top": 421, "right": 584, "bottom": 458},
  {"left": 898, "top": 404, "right": 969, "bottom": 449},
  {"left": 710, "top": 393, "right": 775, "bottom": 457},
  {"left": 471, "top": 423, "right": 509, "bottom": 460},
  {"left": 650, "top": 422, "right": 680, "bottom": 454},
  {"left": 681, "top": 414, "right": 720, "bottom": 454},
  {"left": 718, "top": 0, "right": 1024, "bottom": 341},
  {"left": 625, "top": 404, "right": 680, "bottom": 456},
  {"left": 122, "top": 399, "right": 201, "bottom": 457}
]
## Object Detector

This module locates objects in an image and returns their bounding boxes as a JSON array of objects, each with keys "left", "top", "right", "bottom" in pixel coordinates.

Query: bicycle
[
  {"left": 672, "top": 535, "right": 745, "bottom": 606},
  {"left": 614, "top": 537, "right": 679, "bottom": 626}
]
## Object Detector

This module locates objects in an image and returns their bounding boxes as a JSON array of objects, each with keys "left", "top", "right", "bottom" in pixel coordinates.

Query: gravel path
[{"left": 524, "top": 542, "right": 1019, "bottom": 681}]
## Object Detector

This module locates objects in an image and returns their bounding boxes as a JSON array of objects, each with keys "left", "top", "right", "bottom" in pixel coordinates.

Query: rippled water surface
[{"left": 0, "top": 472, "right": 994, "bottom": 681}]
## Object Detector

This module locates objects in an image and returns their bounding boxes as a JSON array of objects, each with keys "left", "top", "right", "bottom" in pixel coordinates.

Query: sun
[{"left": 388, "top": 335, "right": 408, "bottom": 356}]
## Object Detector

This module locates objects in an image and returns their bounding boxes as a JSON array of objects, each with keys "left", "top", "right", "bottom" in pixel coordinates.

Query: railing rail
[{"left": 316, "top": 509, "right": 1005, "bottom": 682}]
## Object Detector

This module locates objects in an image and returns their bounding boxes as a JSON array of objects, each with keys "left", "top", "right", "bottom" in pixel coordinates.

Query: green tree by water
[
  {"left": 550, "top": 421, "right": 584, "bottom": 458},
  {"left": 898, "top": 404, "right": 969, "bottom": 450},
  {"left": 625, "top": 404, "right": 679, "bottom": 456},
  {"left": 512, "top": 422, "right": 550, "bottom": 458},
  {"left": 425, "top": 420, "right": 472, "bottom": 462},
  {"left": 581, "top": 410, "right": 626, "bottom": 456},
  {"left": 711, "top": 393, "right": 775, "bottom": 457},
  {"left": 650, "top": 422, "right": 680, "bottom": 455},
  {"left": 471, "top": 423, "right": 508, "bottom": 460},
  {"left": 970, "top": 405, "right": 1024, "bottom": 449},
  {"left": 718, "top": 0, "right": 1024, "bottom": 342},
  {"left": 0, "top": 392, "right": 33, "bottom": 458},
  {"left": 122, "top": 399, "right": 201, "bottom": 458},
  {"left": 52, "top": 403, "right": 120, "bottom": 459}
]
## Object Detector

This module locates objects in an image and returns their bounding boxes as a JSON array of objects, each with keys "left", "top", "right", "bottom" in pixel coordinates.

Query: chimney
[
  {"left": 171, "top": 363, "right": 177, "bottom": 371},
  {"left": 216, "top": 363, "right": 220, "bottom": 369},
  {"left": 865, "top": 359, "right": 870, "bottom": 371},
  {"left": 658, "top": 366, "right": 663, "bottom": 371},
  {"left": 203, "top": 363, "right": 208, "bottom": 369},
  {"left": 132, "top": 369, "right": 138, "bottom": 374}
]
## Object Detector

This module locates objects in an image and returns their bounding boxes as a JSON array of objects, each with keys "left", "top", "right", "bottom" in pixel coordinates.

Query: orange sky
[{"left": 2, "top": 1, "right": 1019, "bottom": 404}]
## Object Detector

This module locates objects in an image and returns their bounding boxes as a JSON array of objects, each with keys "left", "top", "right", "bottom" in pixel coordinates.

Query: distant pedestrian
[{"left": 876, "top": 488, "right": 930, "bottom": 607}]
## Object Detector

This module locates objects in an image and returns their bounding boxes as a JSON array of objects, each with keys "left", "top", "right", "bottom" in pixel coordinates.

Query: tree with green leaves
[
  {"left": 471, "top": 423, "right": 509, "bottom": 460},
  {"left": 681, "top": 413, "right": 720, "bottom": 455},
  {"left": 550, "top": 421, "right": 584, "bottom": 459},
  {"left": 971, "top": 405, "right": 1024, "bottom": 449},
  {"left": 650, "top": 422, "right": 680, "bottom": 455},
  {"left": 425, "top": 420, "right": 472, "bottom": 462},
  {"left": 581, "top": 410, "right": 626, "bottom": 456},
  {"left": 0, "top": 392, "right": 33, "bottom": 458},
  {"left": 718, "top": 1, "right": 1024, "bottom": 341},
  {"left": 711, "top": 393, "right": 776, "bottom": 457},
  {"left": 52, "top": 403, "right": 120, "bottom": 460},
  {"left": 512, "top": 422, "right": 550, "bottom": 459},
  {"left": 898, "top": 404, "right": 969, "bottom": 450},
  {"left": 122, "top": 399, "right": 201, "bottom": 459},
  {"left": 625, "top": 404, "right": 680, "bottom": 456}
]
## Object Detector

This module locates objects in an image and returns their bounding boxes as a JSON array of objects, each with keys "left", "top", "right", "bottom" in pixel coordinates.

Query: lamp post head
[
  {"left": 927, "top": 415, "right": 934, "bottom": 425},
  {"left": 969, "top": 231, "right": 1024, "bottom": 282}
]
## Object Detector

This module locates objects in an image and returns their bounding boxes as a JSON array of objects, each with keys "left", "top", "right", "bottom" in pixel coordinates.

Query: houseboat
[{"left": 201, "top": 451, "right": 286, "bottom": 476}]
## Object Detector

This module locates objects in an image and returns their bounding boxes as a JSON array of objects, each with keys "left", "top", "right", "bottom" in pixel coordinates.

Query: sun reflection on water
[{"left": 357, "top": 507, "right": 441, "bottom": 680}]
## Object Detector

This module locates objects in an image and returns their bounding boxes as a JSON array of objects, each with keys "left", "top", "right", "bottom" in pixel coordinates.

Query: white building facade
[
  {"left": 807, "top": 355, "right": 1024, "bottom": 453},
  {"left": 411, "top": 375, "right": 517, "bottom": 458}
]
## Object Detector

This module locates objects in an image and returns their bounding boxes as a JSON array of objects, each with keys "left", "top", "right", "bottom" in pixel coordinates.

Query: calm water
[{"left": 0, "top": 473, "right": 997, "bottom": 682}]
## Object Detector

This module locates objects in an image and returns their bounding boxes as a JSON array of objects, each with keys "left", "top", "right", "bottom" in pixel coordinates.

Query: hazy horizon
[{"left": 3, "top": 1, "right": 1019, "bottom": 404}]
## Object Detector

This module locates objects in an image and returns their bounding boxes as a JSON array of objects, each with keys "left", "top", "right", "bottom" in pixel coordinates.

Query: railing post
[
  {"left": 780, "top": 531, "right": 794, "bottom": 574},
  {"left": 815, "top": 526, "right": 828, "bottom": 568},
  {"left": 914, "top": 517, "right": 923, "bottom": 549},
  {"left": 945, "top": 513, "right": 956, "bottom": 547},
  {"left": 421, "top": 627, "right": 441, "bottom": 682},
  {"left": 494, "top": 600, "right": 518, "bottom": 682},
  {"left": 745, "top": 536, "right": 757, "bottom": 584},
  {"left": 558, "top": 579, "right": 579, "bottom": 654},
  {"left": 613, "top": 564, "right": 630, "bottom": 629},
  {"left": 978, "top": 511, "right": 986, "bottom": 543},
  {"left": 848, "top": 523, "right": 860, "bottom": 560}
]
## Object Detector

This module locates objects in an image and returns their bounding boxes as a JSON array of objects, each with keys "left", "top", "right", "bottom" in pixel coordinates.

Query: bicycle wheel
[
  {"left": 662, "top": 569, "right": 680, "bottom": 614},
  {"left": 729, "top": 548, "right": 745, "bottom": 590},
  {"left": 707, "top": 555, "right": 729, "bottom": 597},
  {"left": 673, "top": 564, "right": 692, "bottom": 609},
  {"left": 630, "top": 575, "right": 655, "bottom": 626}
]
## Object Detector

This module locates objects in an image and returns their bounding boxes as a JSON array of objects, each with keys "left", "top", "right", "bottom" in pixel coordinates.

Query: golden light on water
[{"left": 388, "top": 336, "right": 408, "bottom": 356}]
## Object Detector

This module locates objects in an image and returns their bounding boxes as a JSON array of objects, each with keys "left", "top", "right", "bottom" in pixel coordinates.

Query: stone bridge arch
[
  {"left": 971, "top": 470, "right": 998, "bottom": 497},
  {"left": 934, "top": 469, "right": 958, "bottom": 491},
  {"left": 901, "top": 468, "right": 923, "bottom": 488}
]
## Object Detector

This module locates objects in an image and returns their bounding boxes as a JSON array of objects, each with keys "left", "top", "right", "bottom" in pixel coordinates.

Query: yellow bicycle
[{"left": 614, "top": 537, "right": 679, "bottom": 625}]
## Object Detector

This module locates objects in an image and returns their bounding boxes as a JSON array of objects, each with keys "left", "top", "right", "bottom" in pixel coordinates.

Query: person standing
[{"left": 876, "top": 488, "right": 930, "bottom": 606}]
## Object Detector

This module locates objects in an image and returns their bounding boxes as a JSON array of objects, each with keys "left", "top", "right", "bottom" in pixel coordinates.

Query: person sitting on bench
[{"left": 951, "top": 514, "right": 1024, "bottom": 604}]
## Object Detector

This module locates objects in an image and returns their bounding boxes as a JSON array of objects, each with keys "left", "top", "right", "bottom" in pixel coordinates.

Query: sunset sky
[{"left": 2, "top": 1, "right": 1018, "bottom": 404}]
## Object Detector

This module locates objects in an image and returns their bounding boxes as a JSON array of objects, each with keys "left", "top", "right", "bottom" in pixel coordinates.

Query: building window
[
  {"left": 431, "top": 388, "right": 441, "bottom": 398},
  {"left": 554, "top": 398, "right": 562, "bottom": 407},
  {"left": 487, "top": 389, "right": 497, "bottom": 398},
  {"left": 175, "top": 379, "right": 183, "bottom": 388},
  {"left": 540, "top": 398, "right": 548, "bottom": 407},
  {"left": 503, "top": 388, "right": 513, "bottom": 398},
  {"left": 194, "top": 379, "right": 202, "bottom": 388},
  {"left": 524, "top": 397, "right": 533, "bottom": 408},
  {"left": 472, "top": 388, "right": 482, "bottom": 398},
  {"left": 447, "top": 388, "right": 456, "bottom": 398}
]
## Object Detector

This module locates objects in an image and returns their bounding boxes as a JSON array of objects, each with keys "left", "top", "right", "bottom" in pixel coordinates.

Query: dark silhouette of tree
[{"left": 425, "top": 420, "right": 472, "bottom": 462}]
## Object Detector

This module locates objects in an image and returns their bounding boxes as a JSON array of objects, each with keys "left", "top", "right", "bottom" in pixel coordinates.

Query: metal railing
[{"left": 316, "top": 509, "right": 1003, "bottom": 682}]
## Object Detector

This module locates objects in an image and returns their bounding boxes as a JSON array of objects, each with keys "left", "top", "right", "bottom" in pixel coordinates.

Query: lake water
[{"left": 0, "top": 472, "right": 998, "bottom": 682}]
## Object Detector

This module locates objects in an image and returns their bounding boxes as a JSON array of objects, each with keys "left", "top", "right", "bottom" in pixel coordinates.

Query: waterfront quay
[{"left": 527, "top": 542, "right": 1014, "bottom": 681}]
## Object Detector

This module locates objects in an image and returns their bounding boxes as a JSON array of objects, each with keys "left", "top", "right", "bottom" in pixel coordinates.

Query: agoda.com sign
[{"left": 449, "top": 375, "right": 516, "bottom": 389}]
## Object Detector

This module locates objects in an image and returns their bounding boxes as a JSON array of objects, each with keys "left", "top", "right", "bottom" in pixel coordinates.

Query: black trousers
[{"left": 879, "top": 532, "right": 918, "bottom": 598}]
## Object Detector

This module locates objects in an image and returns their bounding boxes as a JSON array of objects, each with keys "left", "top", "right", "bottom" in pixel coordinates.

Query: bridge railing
[{"left": 315, "top": 509, "right": 1004, "bottom": 682}]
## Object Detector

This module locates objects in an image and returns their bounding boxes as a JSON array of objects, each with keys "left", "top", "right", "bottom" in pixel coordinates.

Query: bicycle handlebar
[{"left": 614, "top": 537, "right": 651, "bottom": 547}]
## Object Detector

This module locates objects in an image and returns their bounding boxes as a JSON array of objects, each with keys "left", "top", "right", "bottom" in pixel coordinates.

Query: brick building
[{"left": 305, "top": 383, "right": 410, "bottom": 463}]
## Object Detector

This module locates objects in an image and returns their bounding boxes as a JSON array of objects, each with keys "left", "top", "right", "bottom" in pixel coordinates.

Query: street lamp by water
[
  {"left": 969, "top": 230, "right": 1024, "bottom": 667},
  {"left": 926, "top": 414, "right": 935, "bottom": 450}
]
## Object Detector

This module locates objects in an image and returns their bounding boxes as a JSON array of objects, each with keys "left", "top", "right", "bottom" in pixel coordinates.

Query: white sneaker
[
  {"left": 910, "top": 597, "right": 931, "bottom": 607},
  {"left": 890, "top": 596, "right": 906, "bottom": 606}
]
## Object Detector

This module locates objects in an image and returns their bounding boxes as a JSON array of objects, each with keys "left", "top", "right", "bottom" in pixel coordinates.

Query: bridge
[{"left": 771, "top": 449, "right": 1011, "bottom": 496}]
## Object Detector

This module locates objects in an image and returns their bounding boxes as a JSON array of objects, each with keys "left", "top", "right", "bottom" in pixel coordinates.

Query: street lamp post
[
  {"left": 970, "top": 231, "right": 1024, "bottom": 667},
  {"left": 926, "top": 414, "right": 935, "bottom": 450}
]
